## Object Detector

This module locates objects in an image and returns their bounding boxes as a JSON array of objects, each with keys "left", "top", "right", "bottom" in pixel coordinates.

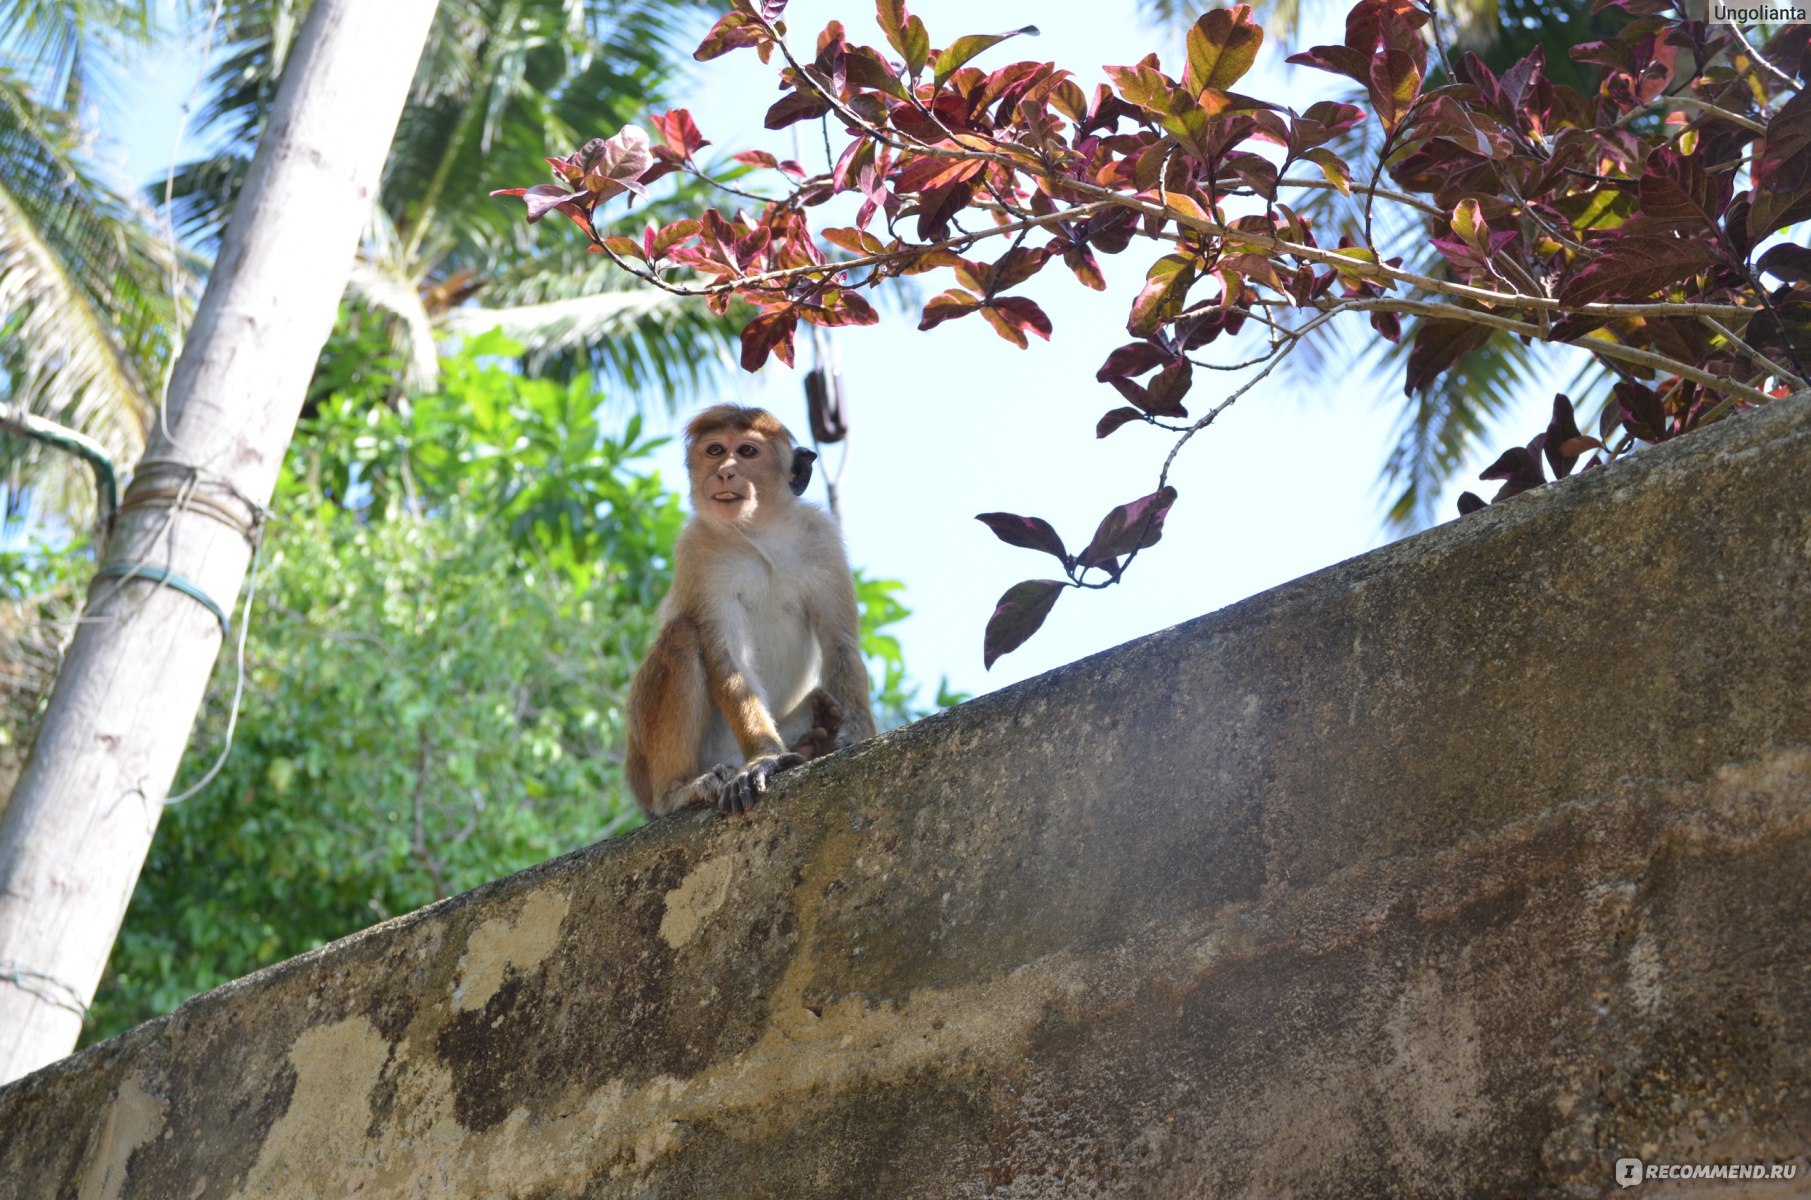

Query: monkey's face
[{"left": 689, "top": 427, "right": 790, "bottom": 528}]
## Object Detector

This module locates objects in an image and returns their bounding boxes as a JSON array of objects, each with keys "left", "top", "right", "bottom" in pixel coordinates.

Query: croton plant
[{"left": 496, "top": 0, "right": 1811, "bottom": 666}]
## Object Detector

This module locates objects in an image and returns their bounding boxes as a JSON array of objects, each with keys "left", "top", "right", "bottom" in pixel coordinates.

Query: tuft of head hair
[{"left": 684, "top": 404, "right": 795, "bottom": 450}]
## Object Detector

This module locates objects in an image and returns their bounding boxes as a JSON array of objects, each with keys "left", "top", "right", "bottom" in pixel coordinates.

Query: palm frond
[
  {"left": 346, "top": 205, "right": 440, "bottom": 392},
  {"left": 1377, "top": 334, "right": 1534, "bottom": 530},
  {"left": 0, "top": 0, "right": 155, "bottom": 110},
  {"left": 0, "top": 70, "right": 187, "bottom": 523},
  {"left": 453, "top": 250, "right": 737, "bottom": 400}
]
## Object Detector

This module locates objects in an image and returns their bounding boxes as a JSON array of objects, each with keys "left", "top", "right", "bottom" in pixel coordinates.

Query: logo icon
[{"left": 1616, "top": 1158, "right": 1644, "bottom": 1188}]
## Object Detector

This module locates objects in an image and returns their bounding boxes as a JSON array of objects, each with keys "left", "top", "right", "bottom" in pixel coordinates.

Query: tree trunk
[{"left": 0, "top": 0, "right": 439, "bottom": 1085}]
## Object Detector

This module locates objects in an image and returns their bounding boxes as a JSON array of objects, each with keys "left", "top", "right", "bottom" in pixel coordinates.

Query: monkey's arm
[{"left": 698, "top": 614, "right": 805, "bottom": 813}]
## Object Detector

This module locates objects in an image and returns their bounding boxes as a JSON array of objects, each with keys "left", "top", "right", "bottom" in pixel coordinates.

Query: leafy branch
[{"left": 494, "top": 0, "right": 1811, "bottom": 665}]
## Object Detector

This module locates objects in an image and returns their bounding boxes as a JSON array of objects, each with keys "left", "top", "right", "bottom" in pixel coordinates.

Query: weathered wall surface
[{"left": 4, "top": 397, "right": 1811, "bottom": 1199}]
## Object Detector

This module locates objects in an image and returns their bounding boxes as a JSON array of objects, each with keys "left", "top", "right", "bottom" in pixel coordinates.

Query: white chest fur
[{"left": 671, "top": 514, "right": 832, "bottom": 767}]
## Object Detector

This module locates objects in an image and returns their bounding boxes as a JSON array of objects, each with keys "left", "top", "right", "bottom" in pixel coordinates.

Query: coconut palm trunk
[{"left": 0, "top": 0, "right": 439, "bottom": 1085}]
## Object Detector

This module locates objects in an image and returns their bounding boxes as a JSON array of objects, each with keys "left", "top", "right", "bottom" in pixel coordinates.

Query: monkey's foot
[
  {"left": 789, "top": 691, "right": 844, "bottom": 761},
  {"left": 720, "top": 752, "right": 805, "bottom": 814}
]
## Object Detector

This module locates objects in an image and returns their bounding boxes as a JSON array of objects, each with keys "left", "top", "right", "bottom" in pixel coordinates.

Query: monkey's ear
[{"left": 789, "top": 447, "right": 817, "bottom": 497}]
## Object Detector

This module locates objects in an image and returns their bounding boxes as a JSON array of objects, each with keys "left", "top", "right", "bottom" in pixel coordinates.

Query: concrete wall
[{"left": 3, "top": 396, "right": 1810, "bottom": 1199}]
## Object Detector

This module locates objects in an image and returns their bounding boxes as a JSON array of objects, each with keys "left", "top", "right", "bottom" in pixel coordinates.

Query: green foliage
[{"left": 84, "top": 337, "right": 678, "bottom": 1040}]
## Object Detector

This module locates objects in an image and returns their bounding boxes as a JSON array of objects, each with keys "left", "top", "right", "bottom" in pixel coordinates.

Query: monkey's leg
[
  {"left": 627, "top": 616, "right": 744, "bottom": 817},
  {"left": 783, "top": 688, "right": 843, "bottom": 761}
]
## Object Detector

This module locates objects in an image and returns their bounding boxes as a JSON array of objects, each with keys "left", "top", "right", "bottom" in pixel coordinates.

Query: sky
[{"left": 102, "top": 0, "right": 1559, "bottom": 706}]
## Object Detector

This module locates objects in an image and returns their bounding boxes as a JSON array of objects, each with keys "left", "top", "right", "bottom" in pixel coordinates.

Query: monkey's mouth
[{"left": 711, "top": 491, "right": 748, "bottom": 503}]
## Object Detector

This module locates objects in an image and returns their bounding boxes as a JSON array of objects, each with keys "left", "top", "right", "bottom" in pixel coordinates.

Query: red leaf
[
  {"left": 1478, "top": 445, "right": 1545, "bottom": 501},
  {"left": 1143, "top": 358, "right": 1193, "bottom": 414},
  {"left": 649, "top": 218, "right": 700, "bottom": 260},
  {"left": 491, "top": 183, "right": 579, "bottom": 223},
  {"left": 1368, "top": 46, "right": 1422, "bottom": 133},
  {"left": 823, "top": 226, "right": 889, "bottom": 255},
  {"left": 1285, "top": 44, "right": 1371, "bottom": 88},
  {"left": 1558, "top": 236, "right": 1720, "bottom": 307},
  {"left": 1758, "top": 243, "right": 1811, "bottom": 286},
  {"left": 1613, "top": 380, "right": 1667, "bottom": 442},
  {"left": 577, "top": 128, "right": 653, "bottom": 198},
  {"left": 988, "top": 246, "right": 1051, "bottom": 291},
  {"left": 981, "top": 297, "right": 1052, "bottom": 348},
  {"left": 975, "top": 513, "right": 1069, "bottom": 563},
  {"left": 918, "top": 289, "right": 982, "bottom": 330},
  {"left": 1633, "top": 147, "right": 1728, "bottom": 236},
  {"left": 844, "top": 44, "right": 907, "bottom": 98},
  {"left": 983, "top": 580, "right": 1066, "bottom": 669},
  {"left": 1749, "top": 88, "right": 1811, "bottom": 241},
  {"left": 601, "top": 235, "right": 646, "bottom": 261},
  {"left": 1544, "top": 393, "right": 1585, "bottom": 478},
  {"left": 695, "top": 11, "right": 766, "bottom": 61},
  {"left": 740, "top": 307, "right": 798, "bottom": 371},
  {"left": 765, "top": 89, "right": 833, "bottom": 129},
  {"left": 1096, "top": 341, "right": 1170, "bottom": 382},
  {"left": 894, "top": 152, "right": 985, "bottom": 195},
  {"left": 1404, "top": 317, "right": 1493, "bottom": 395},
  {"left": 650, "top": 109, "right": 708, "bottom": 158}
]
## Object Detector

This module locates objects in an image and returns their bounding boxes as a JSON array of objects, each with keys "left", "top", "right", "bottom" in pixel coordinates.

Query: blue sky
[{"left": 103, "top": 1, "right": 1554, "bottom": 704}]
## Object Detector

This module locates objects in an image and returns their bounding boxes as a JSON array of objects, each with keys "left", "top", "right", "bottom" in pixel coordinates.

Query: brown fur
[{"left": 624, "top": 408, "right": 877, "bottom": 817}]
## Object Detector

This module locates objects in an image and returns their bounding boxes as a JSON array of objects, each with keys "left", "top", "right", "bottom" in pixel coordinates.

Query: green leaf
[
  {"left": 1451, "top": 198, "right": 1488, "bottom": 254},
  {"left": 1303, "top": 147, "right": 1351, "bottom": 195},
  {"left": 1183, "top": 4, "right": 1264, "bottom": 94},
  {"left": 934, "top": 25, "right": 1038, "bottom": 87},
  {"left": 1128, "top": 254, "right": 1198, "bottom": 336},
  {"left": 876, "top": 0, "right": 930, "bottom": 76}
]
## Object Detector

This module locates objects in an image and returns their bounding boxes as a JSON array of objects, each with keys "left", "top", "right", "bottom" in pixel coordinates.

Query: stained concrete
[{"left": 3, "top": 395, "right": 1810, "bottom": 1198}]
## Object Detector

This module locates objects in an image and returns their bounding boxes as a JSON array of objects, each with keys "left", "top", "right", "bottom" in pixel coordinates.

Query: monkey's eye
[
  {"left": 738, "top": 443, "right": 759, "bottom": 458},
  {"left": 704, "top": 443, "right": 725, "bottom": 457}
]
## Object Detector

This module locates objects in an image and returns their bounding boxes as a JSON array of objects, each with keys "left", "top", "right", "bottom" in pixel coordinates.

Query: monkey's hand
[
  {"left": 789, "top": 691, "right": 844, "bottom": 761},
  {"left": 720, "top": 752, "right": 805, "bottom": 814}
]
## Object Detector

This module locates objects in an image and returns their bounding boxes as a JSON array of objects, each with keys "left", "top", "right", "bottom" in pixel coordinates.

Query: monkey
[{"left": 624, "top": 404, "right": 876, "bottom": 817}]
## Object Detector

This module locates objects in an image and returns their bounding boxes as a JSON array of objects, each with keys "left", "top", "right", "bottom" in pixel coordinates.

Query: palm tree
[
  {"left": 0, "top": 1, "right": 191, "bottom": 525},
  {"left": 168, "top": 0, "right": 737, "bottom": 403}
]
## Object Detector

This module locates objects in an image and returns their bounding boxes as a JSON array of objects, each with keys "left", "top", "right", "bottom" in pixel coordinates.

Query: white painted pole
[{"left": 0, "top": 0, "right": 441, "bottom": 1084}]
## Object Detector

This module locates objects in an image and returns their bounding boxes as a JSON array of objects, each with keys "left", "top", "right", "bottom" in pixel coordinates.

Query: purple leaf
[
  {"left": 1558, "top": 236, "right": 1720, "bottom": 308},
  {"left": 983, "top": 579, "right": 1066, "bottom": 669},
  {"left": 1750, "top": 88, "right": 1811, "bottom": 240},
  {"left": 1404, "top": 317, "right": 1493, "bottom": 395},
  {"left": 1096, "top": 341, "right": 1171, "bottom": 382},
  {"left": 1544, "top": 393, "right": 1585, "bottom": 479},
  {"left": 1096, "top": 407, "right": 1145, "bottom": 438},
  {"left": 1079, "top": 486, "right": 1179, "bottom": 569},
  {"left": 975, "top": 513, "right": 1070, "bottom": 564}
]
